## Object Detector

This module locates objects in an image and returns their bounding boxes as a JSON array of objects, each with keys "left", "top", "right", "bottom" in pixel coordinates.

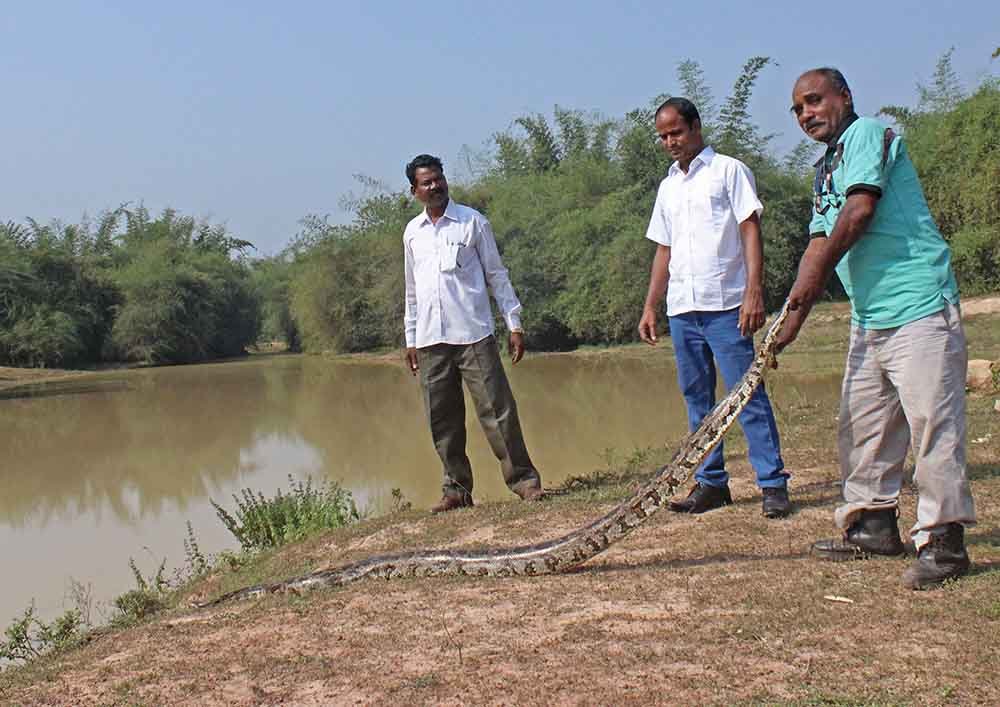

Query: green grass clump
[{"left": 211, "top": 475, "right": 359, "bottom": 553}]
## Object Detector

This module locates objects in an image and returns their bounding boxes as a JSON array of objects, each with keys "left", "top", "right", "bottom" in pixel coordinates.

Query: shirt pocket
[
  {"left": 440, "top": 229, "right": 473, "bottom": 272},
  {"left": 440, "top": 243, "right": 463, "bottom": 272}
]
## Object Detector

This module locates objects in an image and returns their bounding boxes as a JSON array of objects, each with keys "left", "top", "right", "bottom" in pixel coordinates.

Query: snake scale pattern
[{"left": 197, "top": 304, "right": 790, "bottom": 608}]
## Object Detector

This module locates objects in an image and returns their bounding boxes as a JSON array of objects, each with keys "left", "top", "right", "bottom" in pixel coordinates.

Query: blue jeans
[{"left": 668, "top": 307, "right": 787, "bottom": 489}]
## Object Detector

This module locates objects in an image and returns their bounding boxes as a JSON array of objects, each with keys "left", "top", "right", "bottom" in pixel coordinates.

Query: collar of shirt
[
  {"left": 821, "top": 112, "right": 859, "bottom": 155},
  {"left": 668, "top": 145, "right": 716, "bottom": 178},
  {"left": 417, "top": 198, "right": 460, "bottom": 227}
]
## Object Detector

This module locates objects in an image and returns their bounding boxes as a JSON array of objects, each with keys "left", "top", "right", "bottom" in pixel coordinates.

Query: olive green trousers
[{"left": 417, "top": 335, "right": 541, "bottom": 498}]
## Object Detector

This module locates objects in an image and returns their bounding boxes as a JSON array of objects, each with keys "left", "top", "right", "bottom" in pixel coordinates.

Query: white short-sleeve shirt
[
  {"left": 403, "top": 200, "right": 523, "bottom": 348},
  {"left": 645, "top": 146, "right": 763, "bottom": 316}
]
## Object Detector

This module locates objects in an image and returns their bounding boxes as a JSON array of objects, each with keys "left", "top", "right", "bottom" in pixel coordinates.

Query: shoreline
[{"left": 3, "top": 295, "right": 998, "bottom": 391}]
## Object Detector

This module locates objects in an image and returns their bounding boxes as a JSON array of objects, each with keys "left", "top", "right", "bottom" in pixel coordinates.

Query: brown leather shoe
[
  {"left": 668, "top": 483, "right": 733, "bottom": 514},
  {"left": 430, "top": 493, "right": 473, "bottom": 514},
  {"left": 517, "top": 486, "right": 545, "bottom": 502}
]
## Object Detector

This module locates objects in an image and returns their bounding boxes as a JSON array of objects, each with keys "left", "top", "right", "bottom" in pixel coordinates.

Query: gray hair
[{"left": 802, "top": 67, "right": 851, "bottom": 96}]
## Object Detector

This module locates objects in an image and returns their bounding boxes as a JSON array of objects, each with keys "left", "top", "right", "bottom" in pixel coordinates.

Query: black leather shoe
[
  {"left": 761, "top": 487, "right": 791, "bottom": 518},
  {"left": 901, "top": 524, "right": 970, "bottom": 590},
  {"left": 811, "top": 508, "right": 905, "bottom": 561},
  {"left": 668, "top": 483, "right": 732, "bottom": 514}
]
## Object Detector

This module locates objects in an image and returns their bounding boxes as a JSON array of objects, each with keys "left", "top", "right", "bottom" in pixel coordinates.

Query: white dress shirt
[
  {"left": 404, "top": 200, "right": 523, "bottom": 348},
  {"left": 645, "top": 146, "right": 763, "bottom": 316}
]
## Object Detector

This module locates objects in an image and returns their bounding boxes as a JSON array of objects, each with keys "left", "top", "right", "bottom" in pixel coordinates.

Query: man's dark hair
[
  {"left": 405, "top": 154, "right": 444, "bottom": 186},
  {"left": 654, "top": 97, "right": 701, "bottom": 127}
]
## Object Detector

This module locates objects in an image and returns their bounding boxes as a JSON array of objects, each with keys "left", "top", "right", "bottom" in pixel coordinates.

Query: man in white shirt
[
  {"left": 403, "top": 154, "right": 543, "bottom": 514},
  {"left": 638, "top": 98, "right": 791, "bottom": 518}
]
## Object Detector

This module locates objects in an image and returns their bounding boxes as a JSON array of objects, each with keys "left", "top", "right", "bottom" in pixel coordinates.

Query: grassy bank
[{"left": 2, "top": 300, "right": 999, "bottom": 706}]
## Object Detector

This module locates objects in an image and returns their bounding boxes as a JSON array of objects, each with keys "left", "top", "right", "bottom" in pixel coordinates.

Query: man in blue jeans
[{"left": 638, "top": 97, "right": 791, "bottom": 518}]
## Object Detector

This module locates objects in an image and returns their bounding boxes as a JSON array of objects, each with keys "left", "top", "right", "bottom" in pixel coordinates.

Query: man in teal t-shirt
[{"left": 776, "top": 68, "right": 976, "bottom": 590}]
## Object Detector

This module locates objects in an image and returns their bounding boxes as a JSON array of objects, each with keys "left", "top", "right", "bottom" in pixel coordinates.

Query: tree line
[
  {"left": 2, "top": 53, "right": 998, "bottom": 366},
  {"left": 0, "top": 207, "right": 259, "bottom": 367}
]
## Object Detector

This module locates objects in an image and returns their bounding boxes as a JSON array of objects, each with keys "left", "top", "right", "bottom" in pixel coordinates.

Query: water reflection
[{"left": 0, "top": 351, "right": 841, "bottom": 624}]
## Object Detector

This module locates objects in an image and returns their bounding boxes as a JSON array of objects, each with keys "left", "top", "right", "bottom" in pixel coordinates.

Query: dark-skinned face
[
  {"left": 654, "top": 107, "right": 704, "bottom": 167},
  {"left": 411, "top": 166, "right": 449, "bottom": 210},
  {"left": 791, "top": 72, "right": 853, "bottom": 144}
]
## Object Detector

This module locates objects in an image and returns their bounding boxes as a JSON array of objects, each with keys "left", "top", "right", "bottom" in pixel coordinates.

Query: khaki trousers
[
  {"left": 417, "top": 335, "right": 541, "bottom": 498},
  {"left": 835, "top": 303, "right": 976, "bottom": 549}
]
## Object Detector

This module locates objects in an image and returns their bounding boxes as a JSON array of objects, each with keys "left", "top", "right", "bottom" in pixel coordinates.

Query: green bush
[
  {"left": 0, "top": 604, "right": 84, "bottom": 663},
  {"left": 1, "top": 207, "right": 260, "bottom": 367},
  {"left": 211, "top": 475, "right": 359, "bottom": 553},
  {"left": 0, "top": 304, "right": 83, "bottom": 368},
  {"left": 950, "top": 226, "right": 1000, "bottom": 295},
  {"left": 112, "top": 590, "right": 166, "bottom": 625},
  {"left": 111, "top": 557, "right": 169, "bottom": 627},
  {"left": 111, "top": 241, "right": 260, "bottom": 364}
]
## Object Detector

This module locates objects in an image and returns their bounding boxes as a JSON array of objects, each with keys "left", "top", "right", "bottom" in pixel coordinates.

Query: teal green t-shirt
[{"left": 809, "top": 116, "right": 959, "bottom": 329}]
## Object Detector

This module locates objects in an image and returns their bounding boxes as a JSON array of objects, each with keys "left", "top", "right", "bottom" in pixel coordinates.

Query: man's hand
[
  {"left": 405, "top": 347, "right": 419, "bottom": 376},
  {"left": 738, "top": 286, "right": 765, "bottom": 337},
  {"left": 772, "top": 238, "right": 829, "bottom": 364},
  {"left": 787, "top": 256, "right": 828, "bottom": 314},
  {"left": 509, "top": 331, "right": 525, "bottom": 364},
  {"left": 638, "top": 306, "right": 659, "bottom": 345},
  {"left": 772, "top": 303, "right": 812, "bottom": 366}
]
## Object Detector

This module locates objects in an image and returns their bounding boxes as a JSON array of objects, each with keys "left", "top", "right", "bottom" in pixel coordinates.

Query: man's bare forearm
[
  {"left": 739, "top": 213, "right": 764, "bottom": 294},
  {"left": 643, "top": 245, "right": 671, "bottom": 311},
  {"left": 813, "top": 194, "right": 877, "bottom": 282}
]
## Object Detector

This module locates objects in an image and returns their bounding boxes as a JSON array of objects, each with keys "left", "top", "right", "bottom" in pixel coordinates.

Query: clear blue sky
[{"left": 3, "top": 1, "right": 998, "bottom": 255}]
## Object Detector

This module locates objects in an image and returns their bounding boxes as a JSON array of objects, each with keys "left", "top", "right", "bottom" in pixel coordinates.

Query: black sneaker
[{"left": 761, "top": 486, "right": 791, "bottom": 518}]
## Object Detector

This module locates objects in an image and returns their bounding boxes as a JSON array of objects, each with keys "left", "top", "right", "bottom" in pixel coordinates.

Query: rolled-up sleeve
[
  {"left": 403, "top": 234, "right": 418, "bottom": 347},
  {"left": 475, "top": 216, "right": 522, "bottom": 331}
]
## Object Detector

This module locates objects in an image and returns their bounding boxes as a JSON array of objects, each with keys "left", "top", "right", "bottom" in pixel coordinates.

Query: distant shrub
[
  {"left": 0, "top": 304, "right": 83, "bottom": 368},
  {"left": 950, "top": 226, "right": 1000, "bottom": 296}
]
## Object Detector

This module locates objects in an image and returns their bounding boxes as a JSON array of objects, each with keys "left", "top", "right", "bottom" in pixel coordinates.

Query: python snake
[{"left": 197, "top": 303, "right": 789, "bottom": 608}]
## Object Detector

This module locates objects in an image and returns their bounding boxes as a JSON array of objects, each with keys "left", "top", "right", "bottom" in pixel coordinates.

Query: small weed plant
[
  {"left": 390, "top": 487, "right": 412, "bottom": 513},
  {"left": 211, "top": 475, "right": 359, "bottom": 553},
  {"left": 183, "top": 520, "right": 209, "bottom": 576},
  {"left": 111, "top": 557, "right": 168, "bottom": 627},
  {"left": 0, "top": 603, "right": 84, "bottom": 664}
]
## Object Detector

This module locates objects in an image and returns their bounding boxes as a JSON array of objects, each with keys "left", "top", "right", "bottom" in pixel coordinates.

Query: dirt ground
[{"left": 2, "top": 300, "right": 999, "bottom": 706}]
